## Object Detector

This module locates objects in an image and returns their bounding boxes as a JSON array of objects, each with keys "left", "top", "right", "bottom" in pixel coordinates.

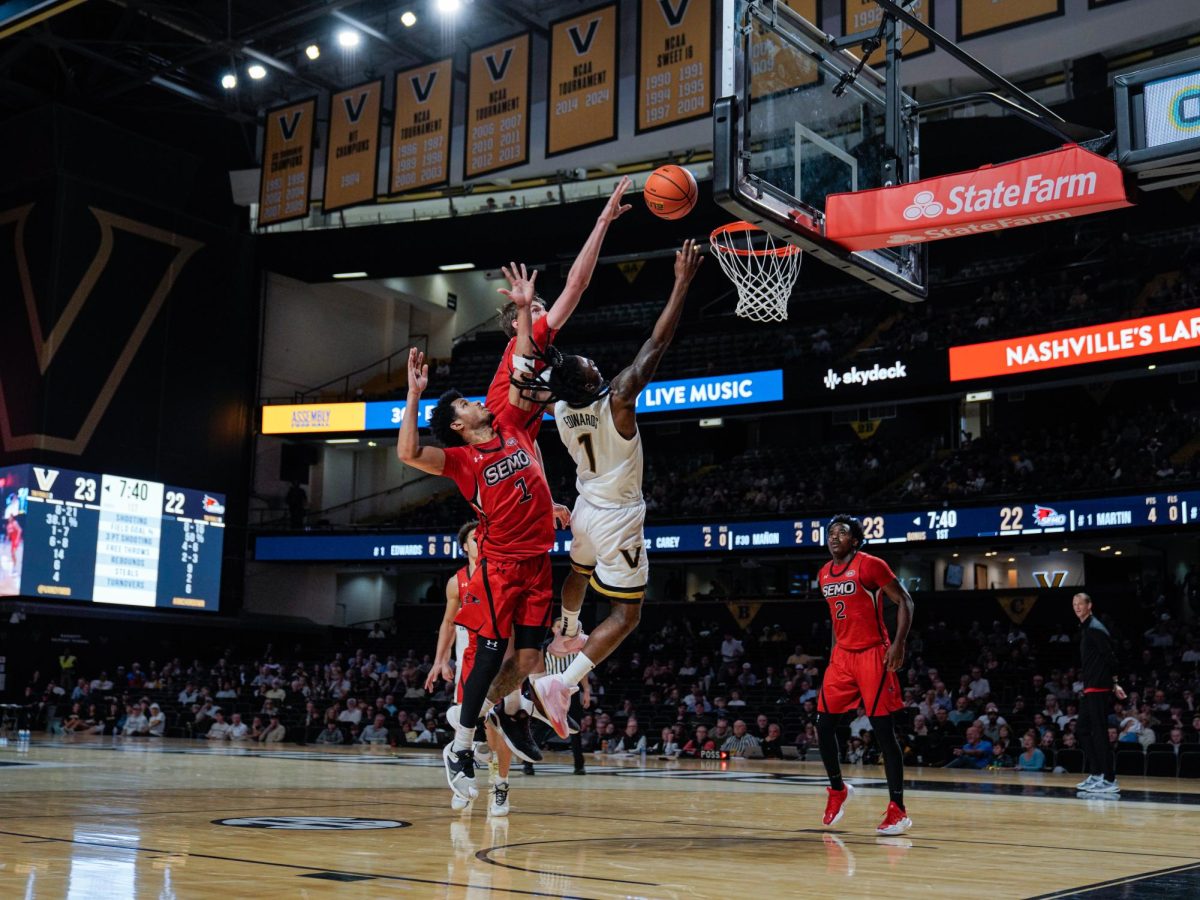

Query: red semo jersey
[{"left": 818, "top": 550, "right": 897, "bottom": 651}]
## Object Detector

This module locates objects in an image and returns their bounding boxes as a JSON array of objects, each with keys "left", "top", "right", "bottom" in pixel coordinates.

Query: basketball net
[{"left": 710, "top": 222, "right": 802, "bottom": 323}]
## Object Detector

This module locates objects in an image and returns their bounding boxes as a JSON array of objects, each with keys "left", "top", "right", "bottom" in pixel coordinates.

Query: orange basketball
[{"left": 644, "top": 164, "right": 698, "bottom": 220}]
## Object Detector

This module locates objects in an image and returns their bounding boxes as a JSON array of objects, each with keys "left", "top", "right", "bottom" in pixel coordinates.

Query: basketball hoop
[{"left": 709, "top": 222, "right": 802, "bottom": 323}]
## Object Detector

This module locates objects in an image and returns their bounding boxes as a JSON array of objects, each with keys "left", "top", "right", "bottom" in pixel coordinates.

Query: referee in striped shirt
[{"left": 537, "top": 619, "right": 588, "bottom": 775}]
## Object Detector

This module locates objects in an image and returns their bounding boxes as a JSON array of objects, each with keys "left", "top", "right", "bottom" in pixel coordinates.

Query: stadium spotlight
[
  {"left": 305, "top": 43, "right": 320, "bottom": 60},
  {"left": 220, "top": 73, "right": 237, "bottom": 89},
  {"left": 435, "top": 0, "right": 462, "bottom": 14},
  {"left": 401, "top": 10, "right": 417, "bottom": 26},
  {"left": 337, "top": 28, "right": 361, "bottom": 48},
  {"left": 247, "top": 64, "right": 267, "bottom": 80}
]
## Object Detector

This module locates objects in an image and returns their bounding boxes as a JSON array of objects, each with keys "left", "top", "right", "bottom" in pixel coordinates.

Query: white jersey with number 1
[{"left": 554, "top": 395, "right": 642, "bottom": 508}]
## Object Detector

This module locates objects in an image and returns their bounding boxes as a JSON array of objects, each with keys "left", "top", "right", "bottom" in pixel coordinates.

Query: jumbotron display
[
  {"left": 0, "top": 464, "right": 225, "bottom": 611},
  {"left": 253, "top": 489, "right": 1200, "bottom": 562}
]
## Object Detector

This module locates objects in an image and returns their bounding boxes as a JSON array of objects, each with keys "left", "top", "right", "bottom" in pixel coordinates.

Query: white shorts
[
  {"left": 569, "top": 495, "right": 647, "bottom": 601},
  {"left": 453, "top": 624, "right": 469, "bottom": 692}
]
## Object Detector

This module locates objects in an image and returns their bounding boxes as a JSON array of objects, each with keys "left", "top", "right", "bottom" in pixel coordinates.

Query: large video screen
[{"left": 0, "top": 464, "right": 225, "bottom": 612}]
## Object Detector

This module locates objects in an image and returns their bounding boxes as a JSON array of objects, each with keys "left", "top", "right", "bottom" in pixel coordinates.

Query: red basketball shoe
[
  {"left": 876, "top": 801, "right": 912, "bottom": 835},
  {"left": 822, "top": 782, "right": 855, "bottom": 826}
]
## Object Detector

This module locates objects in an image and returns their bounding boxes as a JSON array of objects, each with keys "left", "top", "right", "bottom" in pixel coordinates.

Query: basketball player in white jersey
[
  {"left": 526, "top": 240, "right": 703, "bottom": 736},
  {"left": 427, "top": 521, "right": 513, "bottom": 815}
]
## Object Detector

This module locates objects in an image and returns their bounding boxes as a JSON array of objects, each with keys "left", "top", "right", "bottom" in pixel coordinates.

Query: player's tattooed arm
[
  {"left": 500, "top": 262, "right": 538, "bottom": 411},
  {"left": 881, "top": 579, "right": 914, "bottom": 672},
  {"left": 547, "top": 176, "right": 632, "bottom": 331},
  {"left": 396, "top": 347, "right": 446, "bottom": 475}
]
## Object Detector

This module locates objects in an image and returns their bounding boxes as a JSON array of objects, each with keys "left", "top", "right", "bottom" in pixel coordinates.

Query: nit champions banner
[
  {"left": 258, "top": 97, "right": 316, "bottom": 226},
  {"left": 323, "top": 79, "right": 383, "bottom": 212},
  {"left": 637, "top": 0, "right": 712, "bottom": 133},
  {"left": 391, "top": 59, "right": 453, "bottom": 192},
  {"left": 949, "top": 307, "right": 1200, "bottom": 381},
  {"left": 547, "top": 4, "right": 618, "bottom": 156},
  {"left": 466, "top": 33, "right": 531, "bottom": 178}
]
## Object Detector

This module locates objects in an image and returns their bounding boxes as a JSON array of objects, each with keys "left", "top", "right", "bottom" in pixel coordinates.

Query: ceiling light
[
  {"left": 305, "top": 44, "right": 320, "bottom": 60},
  {"left": 325, "top": 439, "right": 359, "bottom": 444},
  {"left": 1099, "top": 545, "right": 1111, "bottom": 552},
  {"left": 1147, "top": 364, "right": 1156, "bottom": 370},
  {"left": 247, "top": 64, "right": 267, "bottom": 80},
  {"left": 1007, "top": 557, "right": 1015, "bottom": 563},
  {"left": 367, "top": 441, "right": 378, "bottom": 447},
  {"left": 439, "top": 262, "right": 475, "bottom": 271},
  {"left": 951, "top": 553, "right": 959, "bottom": 558},
  {"left": 400, "top": 10, "right": 417, "bottom": 26},
  {"left": 332, "top": 271, "right": 368, "bottom": 279},
  {"left": 1061, "top": 547, "right": 1068, "bottom": 552},
  {"left": 435, "top": 0, "right": 462, "bottom": 13},
  {"left": 337, "top": 28, "right": 360, "bottom": 48},
  {"left": 1114, "top": 550, "right": 1123, "bottom": 556},
  {"left": 221, "top": 73, "right": 237, "bottom": 89}
]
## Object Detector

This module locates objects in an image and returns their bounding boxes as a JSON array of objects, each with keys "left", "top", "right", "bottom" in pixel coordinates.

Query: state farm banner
[
  {"left": 466, "top": 33, "right": 531, "bottom": 178},
  {"left": 825, "top": 145, "right": 1131, "bottom": 251},
  {"left": 547, "top": 4, "right": 619, "bottom": 156},
  {"left": 392, "top": 59, "right": 453, "bottom": 192},
  {"left": 324, "top": 79, "right": 384, "bottom": 212},
  {"left": 259, "top": 97, "right": 316, "bottom": 226},
  {"left": 949, "top": 307, "right": 1200, "bottom": 381}
]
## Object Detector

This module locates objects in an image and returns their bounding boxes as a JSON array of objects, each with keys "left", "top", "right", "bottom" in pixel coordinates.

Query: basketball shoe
[
  {"left": 489, "top": 780, "right": 510, "bottom": 817},
  {"left": 529, "top": 673, "right": 572, "bottom": 739},
  {"left": 446, "top": 704, "right": 491, "bottom": 765},
  {"left": 488, "top": 701, "right": 542, "bottom": 762},
  {"left": 876, "top": 802, "right": 912, "bottom": 835},
  {"left": 442, "top": 744, "right": 478, "bottom": 802},
  {"left": 822, "top": 782, "right": 855, "bottom": 826},
  {"left": 1086, "top": 777, "right": 1120, "bottom": 794},
  {"left": 1076, "top": 774, "right": 1101, "bottom": 790}
]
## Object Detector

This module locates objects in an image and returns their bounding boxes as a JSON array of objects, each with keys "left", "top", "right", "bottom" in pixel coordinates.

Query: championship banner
[
  {"left": 391, "top": 59, "right": 453, "bottom": 193},
  {"left": 258, "top": 97, "right": 316, "bottom": 226},
  {"left": 547, "top": 4, "right": 618, "bottom": 157},
  {"left": 323, "top": 79, "right": 383, "bottom": 212},
  {"left": 637, "top": 0, "right": 712, "bottom": 133},
  {"left": 843, "top": 0, "right": 932, "bottom": 65},
  {"left": 949, "top": 307, "right": 1200, "bottom": 382},
  {"left": 957, "top": 0, "right": 1063, "bottom": 40},
  {"left": 825, "top": 145, "right": 1131, "bottom": 251},
  {"left": 465, "top": 33, "right": 531, "bottom": 178},
  {"left": 751, "top": 0, "right": 819, "bottom": 98}
]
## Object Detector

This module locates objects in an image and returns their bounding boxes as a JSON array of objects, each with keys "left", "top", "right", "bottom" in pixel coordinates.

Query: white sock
[
  {"left": 562, "top": 608, "right": 581, "bottom": 636},
  {"left": 452, "top": 725, "right": 475, "bottom": 751},
  {"left": 503, "top": 690, "right": 522, "bottom": 715},
  {"left": 562, "top": 652, "right": 595, "bottom": 688}
]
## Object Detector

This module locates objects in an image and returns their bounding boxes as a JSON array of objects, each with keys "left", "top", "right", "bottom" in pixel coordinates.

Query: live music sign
[{"left": 825, "top": 145, "right": 1132, "bottom": 251}]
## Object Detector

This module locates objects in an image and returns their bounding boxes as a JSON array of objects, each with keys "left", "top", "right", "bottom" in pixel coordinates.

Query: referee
[
  {"left": 1073, "top": 592, "right": 1126, "bottom": 794},
  {"left": 535, "top": 620, "right": 588, "bottom": 775}
]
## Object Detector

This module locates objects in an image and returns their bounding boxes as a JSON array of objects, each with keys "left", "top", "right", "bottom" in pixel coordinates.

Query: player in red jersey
[
  {"left": 816, "top": 514, "right": 915, "bottom": 836},
  {"left": 398, "top": 263, "right": 553, "bottom": 803}
]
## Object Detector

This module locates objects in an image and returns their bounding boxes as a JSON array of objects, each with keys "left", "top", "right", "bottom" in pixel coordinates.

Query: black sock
[
  {"left": 817, "top": 712, "right": 845, "bottom": 792},
  {"left": 871, "top": 714, "right": 905, "bottom": 810}
]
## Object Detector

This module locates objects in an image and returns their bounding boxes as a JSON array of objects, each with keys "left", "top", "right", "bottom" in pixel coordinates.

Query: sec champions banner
[
  {"left": 323, "top": 79, "right": 383, "bottom": 212},
  {"left": 466, "top": 33, "right": 531, "bottom": 178},
  {"left": 259, "top": 97, "right": 316, "bottom": 226},
  {"left": 547, "top": 4, "right": 618, "bottom": 156},
  {"left": 392, "top": 59, "right": 453, "bottom": 192}
]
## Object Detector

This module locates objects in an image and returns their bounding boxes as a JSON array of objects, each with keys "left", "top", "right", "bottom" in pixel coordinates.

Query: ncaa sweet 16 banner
[
  {"left": 547, "top": 5, "right": 618, "bottom": 156},
  {"left": 323, "top": 79, "right": 383, "bottom": 212},
  {"left": 392, "top": 59, "right": 453, "bottom": 192},
  {"left": 259, "top": 97, "right": 316, "bottom": 225},
  {"left": 825, "top": 145, "right": 1131, "bottom": 251},
  {"left": 637, "top": 0, "right": 711, "bottom": 132},
  {"left": 466, "top": 33, "right": 531, "bottom": 178}
]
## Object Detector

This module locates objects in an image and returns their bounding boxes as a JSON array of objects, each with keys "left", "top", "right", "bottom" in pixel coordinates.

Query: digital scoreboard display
[
  {"left": 253, "top": 490, "right": 1200, "bottom": 562},
  {"left": 0, "top": 464, "right": 225, "bottom": 611}
]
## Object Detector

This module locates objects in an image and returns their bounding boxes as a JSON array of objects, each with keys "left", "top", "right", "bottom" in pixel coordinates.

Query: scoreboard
[
  {"left": 253, "top": 489, "right": 1200, "bottom": 562},
  {"left": 0, "top": 464, "right": 225, "bottom": 611}
]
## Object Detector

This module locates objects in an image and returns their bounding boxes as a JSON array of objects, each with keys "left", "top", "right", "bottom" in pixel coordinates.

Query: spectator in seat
[
  {"left": 215, "top": 680, "right": 238, "bottom": 700},
  {"left": 710, "top": 717, "right": 732, "bottom": 744},
  {"left": 147, "top": 703, "right": 165, "bottom": 737},
  {"left": 760, "top": 723, "right": 784, "bottom": 759},
  {"left": 848, "top": 706, "right": 873, "bottom": 737},
  {"left": 721, "top": 719, "right": 763, "bottom": 758},
  {"left": 339, "top": 698, "right": 363, "bottom": 726},
  {"left": 361, "top": 714, "right": 390, "bottom": 745},
  {"left": 249, "top": 717, "right": 267, "bottom": 741},
  {"left": 949, "top": 697, "right": 976, "bottom": 726},
  {"left": 612, "top": 719, "right": 646, "bottom": 753},
  {"left": 261, "top": 715, "right": 286, "bottom": 743},
  {"left": 946, "top": 725, "right": 993, "bottom": 769},
  {"left": 228, "top": 713, "right": 249, "bottom": 740},
  {"left": 177, "top": 682, "right": 199, "bottom": 705},
  {"left": 122, "top": 704, "right": 148, "bottom": 736},
  {"left": 205, "top": 712, "right": 232, "bottom": 741},
  {"left": 300, "top": 701, "right": 323, "bottom": 744},
  {"left": 968, "top": 667, "right": 991, "bottom": 701},
  {"left": 720, "top": 632, "right": 744, "bottom": 664},
  {"left": 976, "top": 704, "right": 1007, "bottom": 742},
  {"left": 1014, "top": 731, "right": 1046, "bottom": 771},
  {"left": 682, "top": 725, "right": 716, "bottom": 757},
  {"left": 316, "top": 721, "right": 344, "bottom": 745}
]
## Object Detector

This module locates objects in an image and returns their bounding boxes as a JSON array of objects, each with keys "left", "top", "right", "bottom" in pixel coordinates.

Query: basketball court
[{"left": 2, "top": 738, "right": 1199, "bottom": 898}]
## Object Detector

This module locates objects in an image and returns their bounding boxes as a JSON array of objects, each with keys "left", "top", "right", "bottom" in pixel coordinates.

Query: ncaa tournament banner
[
  {"left": 546, "top": 4, "right": 619, "bottom": 157},
  {"left": 465, "top": 33, "right": 531, "bottom": 178},
  {"left": 323, "top": 79, "right": 384, "bottom": 212},
  {"left": 957, "top": 0, "right": 1063, "bottom": 40},
  {"left": 391, "top": 59, "right": 453, "bottom": 193},
  {"left": 751, "top": 0, "right": 819, "bottom": 98},
  {"left": 843, "top": 0, "right": 932, "bottom": 65},
  {"left": 258, "top": 97, "right": 316, "bottom": 226},
  {"left": 636, "top": 0, "right": 712, "bottom": 133}
]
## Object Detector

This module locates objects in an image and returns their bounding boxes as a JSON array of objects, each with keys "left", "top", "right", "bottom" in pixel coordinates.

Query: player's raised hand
[
  {"left": 600, "top": 175, "right": 634, "bottom": 223},
  {"left": 407, "top": 347, "right": 429, "bottom": 396},
  {"left": 675, "top": 238, "right": 703, "bottom": 284},
  {"left": 498, "top": 262, "right": 538, "bottom": 308}
]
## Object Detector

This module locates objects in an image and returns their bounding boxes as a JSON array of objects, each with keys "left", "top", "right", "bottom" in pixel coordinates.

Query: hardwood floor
[{"left": 1, "top": 736, "right": 1198, "bottom": 898}]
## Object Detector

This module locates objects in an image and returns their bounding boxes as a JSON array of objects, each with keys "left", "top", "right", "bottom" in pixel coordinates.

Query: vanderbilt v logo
[
  {"left": 567, "top": 19, "right": 600, "bottom": 55},
  {"left": 1033, "top": 571, "right": 1069, "bottom": 589},
  {"left": 657, "top": 0, "right": 690, "bottom": 27},
  {"left": 620, "top": 546, "right": 643, "bottom": 568},
  {"left": 485, "top": 48, "right": 513, "bottom": 81},
  {"left": 0, "top": 204, "right": 203, "bottom": 454},
  {"left": 342, "top": 91, "right": 369, "bottom": 123},
  {"left": 278, "top": 110, "right": 303, "bottom": 141},
  {"left": 411, "top": 71, "right": 438, "bottom": 103}
]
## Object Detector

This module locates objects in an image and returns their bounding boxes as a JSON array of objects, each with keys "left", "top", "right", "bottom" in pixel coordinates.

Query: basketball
[{"left": 644, "top": 164, "right": 697, "bottom": 220}]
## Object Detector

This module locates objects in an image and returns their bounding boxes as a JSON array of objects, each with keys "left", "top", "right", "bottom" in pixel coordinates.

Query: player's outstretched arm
[
  {"left": 609, "top": 240, "right": 703, "bottom": 434},
  {"left": 396, "top": 347, "right": 445, "bottom": 475},
  {"left": 500, "top": 262, "right": 538, "bottom": 412},
  {"left": 881, "top": 579, "right": 914, "bottom": 672},
  {"left": 424, "top": 575, "right": 460, "bottom": 692},
  {"left": 546, "top": 176, "right": 632, "bottom": 332}
]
